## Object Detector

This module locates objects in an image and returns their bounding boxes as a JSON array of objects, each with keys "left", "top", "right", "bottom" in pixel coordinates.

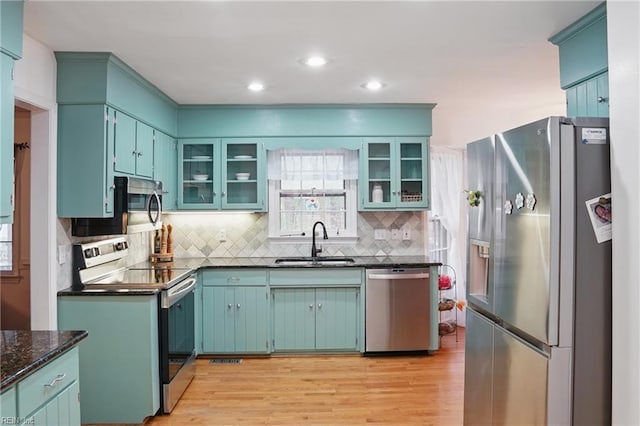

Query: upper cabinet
[
  {"left": 177, "top": 138, "right": 266, "bottom": 211},
  {"left": 0, "top": 54, "right": 15, "bottom": 223},
  {"left": 359, "top": 137, "right": 429, "bottom": 210},
  {"left": 0, "top": 0, "right": 24, "bottom": 60},
  {"left": 549, "top": 3, "right": 608, "bottom": 117},
  {"left": 154, "top": 131, "right": 178, "bottom": 211},
  {"left": 56, "top": 53, "right": 179, "bottom": 217}
]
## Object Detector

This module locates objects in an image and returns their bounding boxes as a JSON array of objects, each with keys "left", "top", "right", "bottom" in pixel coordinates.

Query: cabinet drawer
[
  {"left": 269, "top": 268, "right": 363, "bottom": 287},
  {"left": 17, "top": 347, "right": 79, "bottom": 417},
  {"left": 202, "top": 269, "right": 267, "bottom": 286}
]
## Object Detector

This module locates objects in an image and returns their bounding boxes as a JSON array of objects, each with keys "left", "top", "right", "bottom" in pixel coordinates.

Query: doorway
[{"left": 0, "top": 107, "right": 31, "bottom": 329}]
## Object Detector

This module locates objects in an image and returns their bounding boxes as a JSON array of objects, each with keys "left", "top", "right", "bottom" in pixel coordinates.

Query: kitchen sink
[{"left": 273, "top": 257, "right": 356, "bottom": 266}]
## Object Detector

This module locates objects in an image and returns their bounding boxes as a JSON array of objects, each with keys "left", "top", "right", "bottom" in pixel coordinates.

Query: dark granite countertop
[
  {"left": 131, "top": 255, "right": 441, "bottom": 270},
  {"left": 58, "top": 256, "right": 441, "bottom": 296},
  {"left": 1, "top": 330, "right": 88, "bottom": 390}
]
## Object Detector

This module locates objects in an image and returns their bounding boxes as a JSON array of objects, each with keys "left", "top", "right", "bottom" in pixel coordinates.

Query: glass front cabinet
[
  {"left": 360, "top": 137, "right": 429, "bottom": 210},
  {"left": 178, "top": 138, "right": 265, "bottom": 211}
]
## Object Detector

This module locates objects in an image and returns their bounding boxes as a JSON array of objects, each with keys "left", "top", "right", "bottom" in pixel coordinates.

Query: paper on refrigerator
[{"left": 585, "top": 193, "right": 612, "bottom": 243}]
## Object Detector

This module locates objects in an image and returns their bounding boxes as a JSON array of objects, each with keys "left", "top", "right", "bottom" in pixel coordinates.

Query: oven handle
[
  {"left": 162, "top": 275, "right": 197, "bottom": 309},
  {"left": 367, "top": 272, "right": 430, "bottom": 280}
]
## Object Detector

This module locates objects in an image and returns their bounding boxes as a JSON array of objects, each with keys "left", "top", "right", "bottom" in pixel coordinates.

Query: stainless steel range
[{"left": 72, "top": 237, "right": 196, "bottom": 414}]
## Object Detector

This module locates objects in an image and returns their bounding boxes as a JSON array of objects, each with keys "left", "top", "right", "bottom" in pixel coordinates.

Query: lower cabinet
[
  {"left": 58, "top": 295, "right": 160, "bottom": 424},
  {"left": 272, "top": 287, "right": 359, "bottom": 351},
  {"left": 2, "top": 347, "right": 82, "bottom": 426},
  {"left": 201, "top": 269, "right": 269, "bottom": 354}
]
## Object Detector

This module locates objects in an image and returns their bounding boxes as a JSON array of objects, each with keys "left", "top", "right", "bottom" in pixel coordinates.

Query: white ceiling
[{"left": 23, "top": 0, "right": 601, "bottom": 145}]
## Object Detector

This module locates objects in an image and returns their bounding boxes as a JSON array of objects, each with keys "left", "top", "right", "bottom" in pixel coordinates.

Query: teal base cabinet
[
  {"left": 58, "top": 295, "right": 160, "bottom": 424},
  {"left": 201, "top": 270, "right": 270, "bottom": 354},
  {"left": 269, "top": 268, "right": 363, "bottom": 353},
  {"left": 0, "top": 53, "right": 15, "bottom": 223},
  {"left": 272, "top": 287, "right": 359, "bottom": 351},
  {"left": 1, "top": 347, "right": 81, "bottom": 426}
]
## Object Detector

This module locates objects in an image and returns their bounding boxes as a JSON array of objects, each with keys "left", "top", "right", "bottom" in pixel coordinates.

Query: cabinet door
[
  {"left": 178, "top": 139, "right": 219, "bottom": 209},
  {"left": 221, "top": 139, "right": 265, "bottom": 211},
  {"left": 396, "top": 138, "right": 429, "bottom": 209},
  {"left": 315, "top": 288, "right": 358, "bottom": 350},
  {"left": 135, "top": 122, "right": 154, "bottom": 178},
  {"left": 113, "top": 111, "right": 137, "bottom": 175},
  {"left": 234, "top": 287, "right": 269, "bottom": 353},
  {"left": 28, "top": 381, "right": 81, "bottom": 426},
  {"left": 566, "top": 72, "right": 609, "bottom": 118},
  {"left": 57, "top": 105, "right": 114, "bottom": 217},
  {"left": 361, "top": 139, "right": 394, "bottom": 209},
  {"left": 272, "top": 289, "right": 316, "bottom": 351},
  {"left": 0, "top": 53, "right": 14, "bottom": 223},
  {"left": 202, "top": 286, "right": 235, "bottom": 352},
  {"left": 154, "top": 132, "right": 177, "bottom": 211}
]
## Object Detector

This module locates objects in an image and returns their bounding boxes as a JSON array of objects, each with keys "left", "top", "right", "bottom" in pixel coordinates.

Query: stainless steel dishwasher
[{"left": 365, "top": 268, "right": 431, "bottom": 352}]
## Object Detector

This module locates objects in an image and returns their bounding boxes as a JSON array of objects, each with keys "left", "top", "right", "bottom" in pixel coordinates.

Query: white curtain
[
  {"left": 430, "top": 146, "right": 467, "bottom": 326},
  {"left": 267, "top": 148, "right": 359, "bottom": 181}
]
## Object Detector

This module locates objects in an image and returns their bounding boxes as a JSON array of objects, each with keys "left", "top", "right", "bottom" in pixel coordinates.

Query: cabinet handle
[
  {"left": 44, "top": 374, "right": 66, "bottom": 388},
  {"left": 317, "top": 304, "right": 322, "bottom": 309},
  {"left": 309, "top": 304, "right": 314, "bottom": 309},
  {"left": 237, "top": 304, "right": 241, "bottom": 309},
  {"left": 228, "top": 277, "right": 240, "bottom": 283},
  {"left": 597, "top": 96, "right": 608, "bottom": 103},
  {"left": 137, "top": 151, "right": 143, "bottom": 157},
  {"left": 132, "top": 150, "right": 137, "bottom": 156},
  {"left": 212, "top": 191, "right": 217, "bottom": 196},
  {"left": 227, "top": 304, "right": 232, "bottom": 309},
  {"left": 221, "top": 192, "right": 226, "bottom": 197}
]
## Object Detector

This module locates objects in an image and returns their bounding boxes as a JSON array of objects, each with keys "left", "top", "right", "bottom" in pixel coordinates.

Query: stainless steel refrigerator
[{"left": 463, "top": 117, "right": 611, "bottom": 425}]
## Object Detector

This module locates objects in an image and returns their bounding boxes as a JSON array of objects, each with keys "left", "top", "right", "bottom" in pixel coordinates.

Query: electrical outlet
[
  {"left": 374, "top": 229, "right": 386, "bottom": 240},
  {"left": 218, "top": 229, "right": 227, "bottom": 242},
  {"left": 391, "top": 229, "right": 400, "bottom": 240},
  {"left": 402, "top": 229, "right": 411, "bottom": 240}
]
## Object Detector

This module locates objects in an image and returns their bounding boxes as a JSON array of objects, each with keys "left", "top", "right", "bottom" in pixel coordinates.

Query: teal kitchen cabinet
[
  {"left": 58, "top": 105, "right": 116, "bottom": 217},
  {"left": 0, "top": 53, "right": 15, "bottom": 223},
  {"left": 58, "top": 295, "right": 160, "bottom": 424},
  {"left": 178, "top": 139, "right": 266, "bottom": 211},
  {"left": 201, "top": 269, "right": 269, "bottom": 354},
  {"left": 0, "top": 0, "right": 24, "bottom": 60},
  {"left": 0, "top": 387, "right": 16, "bottom": 419},
  {"left": 269, "top": 268, "right": 363, "bottom": 352},
  {"left": 549, "top": 3, "right": 608, "bottom": 117},
  {"left": 272, "top": 287, "right": 359, "bottom": 352},
  {"left": 14, "top": 347, "right": 81, "bottom": 426},
  {"left": 566, "top": 72, "right": 609, "bottom": 118},
  {"left": 360, "top": 137, "right": 429, "bottom": 210},
  {"left": 113, "top": 113, "right": 154, "bottom": 178},
  {"left": 154, "top": 131, "right": 178, "bottom": 211},
  {"left": 221, "top": 139, "right": 266, "bottom": 210},
  {"left": 178, "top": 139, "right": 220, "bottom": 209}
]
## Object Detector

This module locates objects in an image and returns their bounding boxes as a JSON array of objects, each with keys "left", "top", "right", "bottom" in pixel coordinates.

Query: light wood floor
[{"left": 147, "top": 330, "right": 464, "bottom": 425}]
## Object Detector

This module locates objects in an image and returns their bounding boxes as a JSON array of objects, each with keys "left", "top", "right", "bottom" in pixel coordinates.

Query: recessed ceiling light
[
  {"left": 304, "top": 56, "right": 328, "bottom": 67},
  {"left": 247, "top": 82, "right": 265, "bottom": 92},
  {"left": 362, "top": 80, "right": 385, "bottom": 91}
]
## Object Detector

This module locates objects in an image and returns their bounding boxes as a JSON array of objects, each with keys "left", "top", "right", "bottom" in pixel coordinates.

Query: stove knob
[
  {"left": 93, "top": 247, "right": 100, "bottom": 256},
  {"left": 84, "top": 248, "right": 94, "bottom": 258}
]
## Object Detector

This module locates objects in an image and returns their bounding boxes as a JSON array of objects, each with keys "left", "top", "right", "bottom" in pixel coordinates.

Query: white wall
[
  {"left": 13, "top": 34, "right": 58, "bottom": 330},
  {"left": 608, "top": 2, "right": 640, "bottom": 424}
]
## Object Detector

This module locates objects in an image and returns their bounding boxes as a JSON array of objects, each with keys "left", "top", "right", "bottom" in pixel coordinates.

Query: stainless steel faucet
[{"left": 311, "top": 221, "right": 328, "bottom": 258}]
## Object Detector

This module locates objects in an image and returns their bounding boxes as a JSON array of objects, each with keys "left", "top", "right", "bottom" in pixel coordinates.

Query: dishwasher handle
[{"left": 367, "top": 272, "right": 430, "bottom": 280}]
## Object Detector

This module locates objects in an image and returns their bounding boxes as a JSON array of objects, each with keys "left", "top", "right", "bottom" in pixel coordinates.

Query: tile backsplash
[
  {"left": 56, "top": 211, "right": 425, "bottom": 288},
  {"left": 163, "top": 211, "right": 425, "bottom": 258}
]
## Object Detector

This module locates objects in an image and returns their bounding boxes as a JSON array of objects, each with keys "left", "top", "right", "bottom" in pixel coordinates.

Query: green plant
[{"left": 465, "top": 190, "right": 482, "bottom": 207}]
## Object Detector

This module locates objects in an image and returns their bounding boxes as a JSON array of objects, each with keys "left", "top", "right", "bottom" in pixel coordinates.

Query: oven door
[{"left": 160, "top": 274, "right": 196, "bottom": 413}]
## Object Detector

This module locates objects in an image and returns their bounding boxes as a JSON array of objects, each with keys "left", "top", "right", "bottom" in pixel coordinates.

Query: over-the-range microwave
[{"left": 71, "top": 176, "right": 163, "bottom": 237}]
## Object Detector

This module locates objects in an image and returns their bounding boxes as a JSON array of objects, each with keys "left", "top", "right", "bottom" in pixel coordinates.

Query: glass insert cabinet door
[
  {"left": 361, "top": 137, "right": 429, "bottom": 209},
  {"left": 178, "top": 139, "right": 219, "bottom": 208},
  {"left": 221, "top": 140, "right": 264, "bottom": 210}
]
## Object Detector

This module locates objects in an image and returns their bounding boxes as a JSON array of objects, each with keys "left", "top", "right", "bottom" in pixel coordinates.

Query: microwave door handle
[{"left": 148, "top": 192, "right": 162, "bottom": 225}]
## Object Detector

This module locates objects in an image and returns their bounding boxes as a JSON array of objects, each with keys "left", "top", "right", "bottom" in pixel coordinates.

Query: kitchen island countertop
[{"left": 1, "top": 330, "right": 88, "bottom": 390}]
